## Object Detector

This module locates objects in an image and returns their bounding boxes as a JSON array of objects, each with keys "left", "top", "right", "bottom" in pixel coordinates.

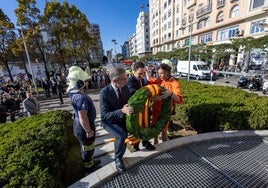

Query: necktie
[{"left": 117, "top": 88, "right": 124, "bottom": 107}]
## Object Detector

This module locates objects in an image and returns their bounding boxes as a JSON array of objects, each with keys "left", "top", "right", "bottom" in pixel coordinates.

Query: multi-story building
[
  {"left": 121, "top": 41, "right": 130, "bottom": 59},
  {"left": 88, "top": 23, "right": 104, "bottom": 63},
  {"left": 149, "top": 0, "right": 268, "bottom": 65},
  {"left": 106, "top": 49, "right": 113, "bottom": 63},
  {"left": 129, "top": 33, "right": 138, "bottom": 57},
  {"left": 135, "top": 10, "right": 152, "bottom": 57},
  {"left": 150, "top": 0, "right": 182, "bottom": 54}
]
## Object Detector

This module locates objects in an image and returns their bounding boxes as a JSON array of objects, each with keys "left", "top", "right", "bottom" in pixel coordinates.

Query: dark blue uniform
[{"left": 71, "top": 92, "right": 96, "bottom": 168}]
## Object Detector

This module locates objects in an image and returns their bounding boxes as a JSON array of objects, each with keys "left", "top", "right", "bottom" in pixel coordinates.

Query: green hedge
[
  {"left": 0, "top": 110, "right": 74, "bottom": 188},
  {"left": 174, "top": 80, "right": 268, "bottom": 133}
]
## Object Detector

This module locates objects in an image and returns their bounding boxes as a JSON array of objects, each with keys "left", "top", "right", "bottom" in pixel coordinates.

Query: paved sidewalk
[{"left": 69, "top": 130, "right": 268, "bottom": 188}]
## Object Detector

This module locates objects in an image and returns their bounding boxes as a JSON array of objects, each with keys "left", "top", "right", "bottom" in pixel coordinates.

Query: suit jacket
[
  {"left": 41, "top": 80, "right": 50, "bottom": 89},
  {"left": 100, "top": 84, "right": 131, "bottom": 128},
  {"left": 126, "top": 76, "right": 147, "bottom": 96},
  {"left": 22, "top": 98, "right": 40, "bottom": 116}
]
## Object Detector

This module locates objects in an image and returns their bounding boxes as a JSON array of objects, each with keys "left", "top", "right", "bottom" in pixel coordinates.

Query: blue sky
[{"left": 0, "top": 0, "right": 149, "bottom": 53}]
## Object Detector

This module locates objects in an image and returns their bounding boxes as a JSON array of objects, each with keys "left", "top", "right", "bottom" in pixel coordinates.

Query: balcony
[
  {"left": 197, "top": 5, "right": 212, "bottom": 18},
  {"left": 217, "top": 0, "right": 225, "bottom": 8},
  {"left": 186, "top": 0, "right": 196, "bottom": 9}
]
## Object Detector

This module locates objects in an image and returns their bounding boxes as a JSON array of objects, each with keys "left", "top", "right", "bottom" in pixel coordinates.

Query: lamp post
[
  {"left": 187, "top": 22, "right": 193, "bottom": 82},
  {"left": 19, "top": 24, "right": 39, "bottom": 96}
]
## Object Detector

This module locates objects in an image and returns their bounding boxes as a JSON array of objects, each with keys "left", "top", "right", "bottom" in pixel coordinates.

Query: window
[
  {"left": 168, "top": 9, "right": 172, "bottom": 17},
  {"left": 168, "top": 21, "right": 172, "bottom": 28},
  {"left": 217, "top": 12, "right": 224, "bottom": 23},
  {"left": 176, "top": 18, "right": 180, "bottom": 25},
  {"left": 176, "top": 5, "right": 180, "bottom": 13},
  {"left": 251, "top": 19, "right": 266, "bottom": 34},
  {"left": 184, "top": 37, "right": 194, "bottom": 46},
  {"left": 230, "top": 5, "right": 239, "bottom": 18},
  {"left": 205, "top": 18, "right": 210, "bottom": 27},
  {"left": 164, "top": 2, "right": 167, "bottom": 9},
  {"left": 197, "top": 21, "right": 203, "bottom": 29},
  {"left": 251, "top": 0, "right": 265, "bottom": 9},
  {"left": 164, "top": 24, "right": 167, "bottom": 31},
  {"left": 163, "top": 13, "right": 167, "bottom": 20},
  {"left": 217, "top": 26, "right": 239, "bottom": 40},
  {"left": 199, "top": 33, "right": 212, "bottom": 43},
  {"left": 176, "top": 29, "right": 179, "bottom": 36}
]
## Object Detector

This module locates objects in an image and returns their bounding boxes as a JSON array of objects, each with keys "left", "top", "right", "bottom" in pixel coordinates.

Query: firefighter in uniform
[{"left": 67, "top": 66, "right": 100, "bottom": 173}]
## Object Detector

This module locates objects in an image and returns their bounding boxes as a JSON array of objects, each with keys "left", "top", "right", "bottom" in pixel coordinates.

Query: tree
[
  {"left": 15, "top": 0, "right": 51, "bottom": 80},
  {"left": 0, "top": 9, "right": 17, "bottom": 82},
  {"left": 211, "top": 43, "right": 235, "bottom": 66},
  {"left": 42, "top": 1, "right": 97, "bottom": 71}
]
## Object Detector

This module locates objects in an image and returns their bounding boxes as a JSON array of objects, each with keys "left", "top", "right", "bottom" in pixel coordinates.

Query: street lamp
[{"left": 19, "top": 24, "right": 39, "bottom": 96}]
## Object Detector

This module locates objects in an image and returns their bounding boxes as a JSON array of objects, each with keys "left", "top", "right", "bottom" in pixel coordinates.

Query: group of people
[
  {"left": 0, "top": 80, "right": 40, "bottom": 123},
  {"left": 67, "top": 61, "right": 183, "bottom": 174},
  {"left": 41, "top": 76, "right": 65, "bottom": 105}
]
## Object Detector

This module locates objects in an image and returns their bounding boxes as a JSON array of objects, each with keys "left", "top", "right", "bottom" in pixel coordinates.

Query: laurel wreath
[{"left": 126, "top": 84, "right": 171, "bottom": 140}]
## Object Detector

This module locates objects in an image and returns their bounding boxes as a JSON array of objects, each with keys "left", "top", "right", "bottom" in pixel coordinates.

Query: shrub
[
  {"left": 0, "top": 110, "right": 73, "bottom": 188},
  {"left": 174, "top": 79, "right": 268, "bottom": 133}
]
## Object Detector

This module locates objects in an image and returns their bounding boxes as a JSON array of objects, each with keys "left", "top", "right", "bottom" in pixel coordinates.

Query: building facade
[
  {"left": 88, "top": 24, "right": 104, "bottom": 63},
  {"left": 149, "top": 0, "right": 268, "bottom": 64},
  {"left": 135, "top": 11, "right": 152, "bottom": 57},
  {"left": 129, "top": 33, "right": 137, "bottom": 57},
  {"left": 121, "top": 41, "right": 130, "bottom": 59}
]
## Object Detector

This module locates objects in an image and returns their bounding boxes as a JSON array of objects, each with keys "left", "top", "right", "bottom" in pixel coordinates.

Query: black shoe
[
  {"left": 133, "top": 144, "right": 140, "bottom": 152},
  {"left": 84, "top": 163, "right": 101, "bottom": 174},
  {"left": 115, "top": 159, "right": 126, "bottom": 173},
  {"left": 93, "top": 159, "right": 101, "bottom": 166},
  {"left": 144, "top": 142, "right": 155, "bottom": 151}
]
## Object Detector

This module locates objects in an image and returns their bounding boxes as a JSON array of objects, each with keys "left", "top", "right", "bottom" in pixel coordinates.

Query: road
[{"left": 178, "top": 74, "right": 267, "bottom": 97}]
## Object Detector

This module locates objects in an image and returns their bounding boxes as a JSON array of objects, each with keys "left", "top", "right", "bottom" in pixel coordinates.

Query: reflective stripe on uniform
[
  {"left": 84, "top": 160, "right": 94, "bottom": 168},
  {"left": 82, "top": 142, "right": 95, "bottom": 151}
]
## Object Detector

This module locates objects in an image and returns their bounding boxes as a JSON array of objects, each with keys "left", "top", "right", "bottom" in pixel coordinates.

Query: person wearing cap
[
  {"left": 67, "top": 66, "right": 101, "bottom": 173},
  {"left": 146, "top": 63, "right": 183, "bottom": 143}
]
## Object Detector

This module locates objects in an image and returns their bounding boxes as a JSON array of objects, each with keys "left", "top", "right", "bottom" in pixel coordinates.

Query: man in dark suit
[
  {"left": 126, "top": 62, "right": 156, "bottom": 151},
  {"left": 100, "top": 67, "right": 134, "bottom": 173},
  {"left": 41, "top": 77, "right": 51, "bottom": 98}
]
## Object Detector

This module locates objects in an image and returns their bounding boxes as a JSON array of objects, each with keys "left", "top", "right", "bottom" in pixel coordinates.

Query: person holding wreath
[
  {"left": 126, "top": 61, "right": 155, "bottom": 151},
  {"left": 146, "top": 63, "right": 183, "bottom": 143},
  {"left": 100, "top": 67, "right": 134, "bottom": 173}
]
